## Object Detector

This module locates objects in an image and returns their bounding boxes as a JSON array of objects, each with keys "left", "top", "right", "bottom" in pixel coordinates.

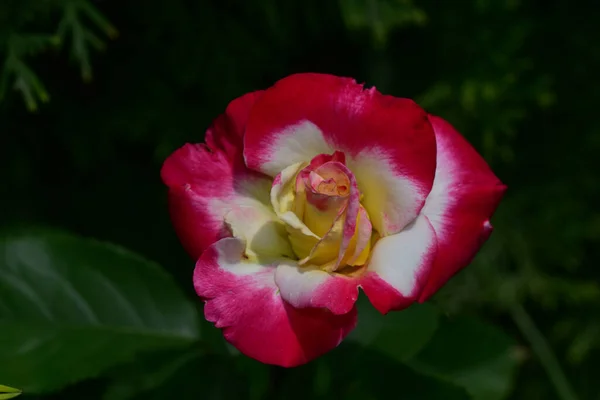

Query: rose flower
[{"left": 161, "top": 73, "right": 506, "bottom": 367}]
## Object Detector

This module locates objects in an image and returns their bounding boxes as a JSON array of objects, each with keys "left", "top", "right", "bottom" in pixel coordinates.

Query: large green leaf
[
  {"left": 105, "top": 352, "right": 268, "bottom": 400},
  {"left": 278, "top": 343, "right": 470, "bottom": 400},
  {"left": 102, "top": 347, "right": 203, "bottom": 400},
  {"left": 408, "top": 316, "right": 520, "bottom": 400},
  {"left": 0, "top": 231, "right": 199, "bottom": 393},
  {"left": 348, "top": 294, "right": 440, "bottom": 361}
]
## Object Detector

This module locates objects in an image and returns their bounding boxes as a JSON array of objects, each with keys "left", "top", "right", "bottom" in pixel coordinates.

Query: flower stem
[{"left": 510, "top": 303, "right": 579, "bottom": 400}]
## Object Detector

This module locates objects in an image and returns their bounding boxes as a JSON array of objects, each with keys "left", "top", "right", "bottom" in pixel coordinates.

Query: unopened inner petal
[{"left": 268, "top": 151, "right": 376, "bottom": 274}]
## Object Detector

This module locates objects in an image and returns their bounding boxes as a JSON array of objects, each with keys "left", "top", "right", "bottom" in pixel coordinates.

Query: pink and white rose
[{"left": 161, "top": 73, "right": 506, "bottom": 367}]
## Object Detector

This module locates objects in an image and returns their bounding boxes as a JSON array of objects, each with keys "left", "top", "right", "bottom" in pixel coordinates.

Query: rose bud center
[{"left": 272, "top": 152, "right": 373, "bottom": 274}]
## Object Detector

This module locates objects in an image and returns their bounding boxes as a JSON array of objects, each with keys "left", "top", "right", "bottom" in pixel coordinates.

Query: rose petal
[
  {"left": 243, "top": 73, "right": 437, "bottom": 235},
  {"left": 194, "top": 238, "right": 357, "bottom": 367},
  {"left": 301, "top": 161, "right": 349, "bottom": 237},
  {"left": 360, "top": 215, "right": 437, "bottom": 314},
  {"left": 224, "top": 207, "right": 294, "bottom": 260},
  {"left": 274, "top": 263, "right": 360, "bottom": 315},
  {"left": 272, "top": 157, "right": 368, "bottom": 269},
  {"left": 419, "top": 116, "right": 506, "bottom": 301},
  {"left": 205, "top": 91, "right": 264, "bottom": 165},
  {"left": 270, "top": 162, "right": 305, "bottom": 217},
  {"left": 161, "top": 91, "right": 274, "bottom": 259},
  {"left": 345, "top": 205, "right": 372, "bottom": 266},
  {"left": 300, "top": 161, "right": 360, "bottom": 269}
]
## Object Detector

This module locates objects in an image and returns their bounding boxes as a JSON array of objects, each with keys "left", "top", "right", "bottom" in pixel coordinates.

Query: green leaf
[
  {"left": 233, "top": 355, "right": 270, "bottom": 400},
  {"left": 0, "top": 230, "right": 200, "bottom": 393},
  {"left": 0, "top": 34, "right": 57, "bottom": 110},
  {"left": 408, "top": 316, "right": 520, "bottom": 400},
  {"left": 78, "top": 0, "right": 119, "bottom": 38},
  {"left": 278, "top": 343, "right": 470, "bottom": 400},
  {"left": 102, "top": 347, "right": 204, "bottom": 400},
  {"left": 348, "top": 294, "right": 440, "bottom": 361},
  {"left": 57, "top": 0, "right": 118, "bottom": 81},
  {"left": 120, "top": 354, "right": 267, "bottom": 400},
  {"left": 0, "top": 385, "right": 21, "bottom": 399}
]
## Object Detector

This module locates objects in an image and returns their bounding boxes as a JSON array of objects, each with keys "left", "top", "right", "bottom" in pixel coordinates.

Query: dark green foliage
[
  {"left": 1, "top": 0, "right": 599, "bottom": 399},
  {"left": 409, "top": 316, "right": 519, "bottom": 400},
  {"left": 348, "top": 296, "right": 440, "bottom": 362},
  {"left": 0, "top": 231, "right": 199, "bottom": 392},
  {"left": 277, "top": 343, "right": 471, "bottom": 400}
]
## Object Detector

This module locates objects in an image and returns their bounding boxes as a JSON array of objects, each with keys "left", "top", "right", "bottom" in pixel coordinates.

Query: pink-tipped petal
[
  {"left": 205, "top": 91, "right": 264, "bottom": 164},
  {"left": 161, "top": 91, "right": 274, "bottom": 259},
  {"left": 275, "top": 263, "right": 360, "bottom": 315},
  {"left": 331, "top": 163, "right": 360, "bottom": 266},
  {"left": 346, "top": 205, "right": 372, "bottom": 265},
  {"left": 195, "top": 238, "right": 357, "bottom": 367},
  {"left": 243, "top": 73, "right": 437, "bottom": 235},
  {"left": 419, "top": 116, "right": 506, "bottom": 302},
  {"left": 361, "top": 215, "right": 438, "bottom": 314},
  {"left": 300, "top": 161, "right": 360, "bottom": 268}
]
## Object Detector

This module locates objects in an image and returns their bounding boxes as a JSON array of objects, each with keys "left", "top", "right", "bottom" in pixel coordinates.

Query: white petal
[{"left": 367, "top": 214, "right": 437, "bottom": 297}]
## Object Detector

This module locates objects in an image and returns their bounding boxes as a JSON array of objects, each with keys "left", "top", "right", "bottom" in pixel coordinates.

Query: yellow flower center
[{"left": 271, "top": 153, "right": 374, "bottom": 273}]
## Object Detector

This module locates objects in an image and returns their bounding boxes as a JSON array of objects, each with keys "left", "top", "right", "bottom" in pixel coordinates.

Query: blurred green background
[{"left": 1, "top": 0, "right": 599, "bottom": 399}]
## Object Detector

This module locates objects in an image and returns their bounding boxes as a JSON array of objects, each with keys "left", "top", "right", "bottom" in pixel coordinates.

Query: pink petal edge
[
  {"left": 419, "top": 115, "right": 507, "bottom": 301},
  {"left": 194, "top": 238, "right": 358, "bottom": 367}
]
